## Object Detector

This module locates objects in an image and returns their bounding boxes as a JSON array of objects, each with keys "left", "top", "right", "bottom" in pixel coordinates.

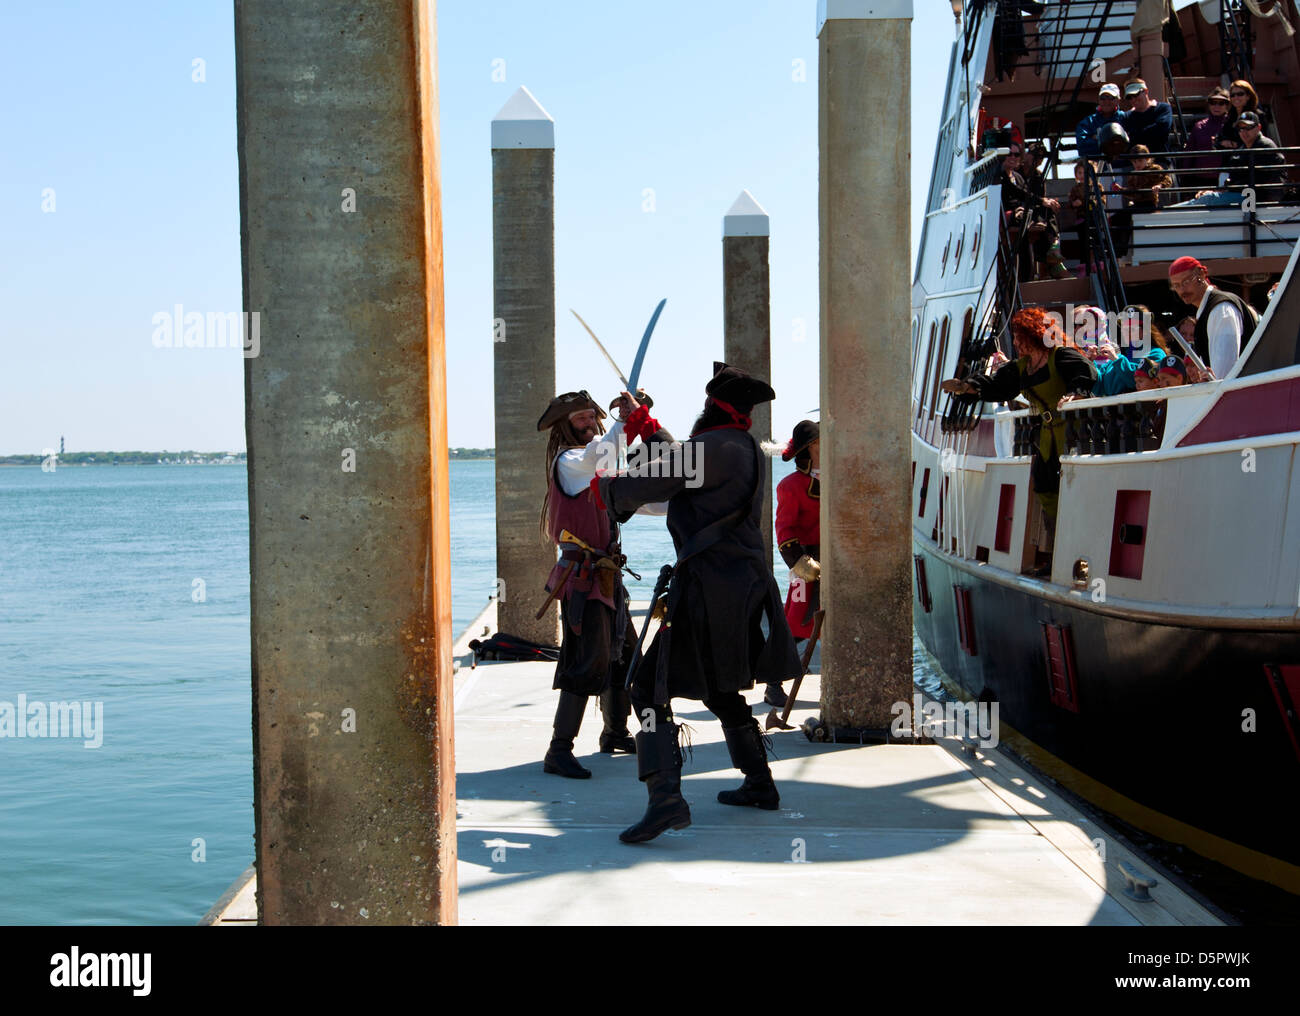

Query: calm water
[{"left": 0, "top": 459, "right": 804, "bottom": 925}]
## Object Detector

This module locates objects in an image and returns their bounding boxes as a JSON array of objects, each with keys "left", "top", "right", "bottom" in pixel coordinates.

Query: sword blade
[
  {"left": 626, "top": 298, "right": 666, "bottom": 394},
  {"left": 570, "top": 309, "right": 629, "bottom": 389}
]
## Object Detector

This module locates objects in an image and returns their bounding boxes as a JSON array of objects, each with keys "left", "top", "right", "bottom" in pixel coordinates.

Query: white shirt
[
  {"left": 555, "top": 420, "right": 668, "bottom": 516},
  {"left": 1195, "top": 287, "right": 1244, "bottom": 379}
]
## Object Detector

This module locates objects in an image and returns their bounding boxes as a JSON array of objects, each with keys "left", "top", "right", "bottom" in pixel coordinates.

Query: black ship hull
[{"left": 913, "top": 539, "right": 1300, "bottom": 895}]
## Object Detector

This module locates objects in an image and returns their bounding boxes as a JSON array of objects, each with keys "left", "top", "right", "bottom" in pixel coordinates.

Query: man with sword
[
  {"left": 535, "top": 304, "right": 666, "bottom": 779},
  {"left": 593, "top": 362, "right": 803, "bottom": 844}
]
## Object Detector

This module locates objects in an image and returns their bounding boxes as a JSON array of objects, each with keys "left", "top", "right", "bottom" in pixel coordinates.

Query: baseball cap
[
  {"left": 1099, "top": 83, "right": 1120, "bottom": 99},
  {"left": 1237, "top": 111, "right": 1262, "bottom": 128}
]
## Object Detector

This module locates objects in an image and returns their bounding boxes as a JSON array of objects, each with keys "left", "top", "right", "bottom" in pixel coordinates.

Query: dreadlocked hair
[{"left": 539, "top": 416, "right": 606, "bottom": 543}]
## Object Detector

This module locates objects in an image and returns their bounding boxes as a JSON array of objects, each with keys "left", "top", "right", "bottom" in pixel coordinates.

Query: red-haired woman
[{"left": 942, "top": 308, "right": 1096, "bottom": 538}]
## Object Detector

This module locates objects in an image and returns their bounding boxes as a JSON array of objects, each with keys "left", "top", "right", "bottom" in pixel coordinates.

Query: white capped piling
[
  {"left": 817, "top": 0, "right": 914, "bottom": 731},
  {"left": 236, "top": 0, "right": 456, "bottom": 923},
  {"left": 492, "top": 87, "right": 560, "bottom": 646},
  {"left": 723, "top": 189, "right": 775, "bottom": 571}
]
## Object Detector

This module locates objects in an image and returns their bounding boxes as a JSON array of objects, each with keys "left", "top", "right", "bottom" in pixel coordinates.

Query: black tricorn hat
[
  {"left": 607, "top": 389, "right": 654, "bottom": 411},
  {"left": 782, "top": 420, "right": 820, "bottom": 461},
  {"left": 537, "top": 390, "right": 606, "bottom": 431},
  {"left": 705, "top": 361, "right": 775, "bottom": 413}
]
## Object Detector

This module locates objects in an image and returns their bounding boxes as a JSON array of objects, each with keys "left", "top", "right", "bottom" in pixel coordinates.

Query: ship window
[
  {"left": 954, "top": 586, "right": 977, "bottom": 656},
  {"left": 918, "top": 467, "right": 931, "bottom": 518},
  {"left": 927, "top": 315, "right": 952, "bottom": 424},
  {"left": 915, "top": 555, "right": 933, "bottom": 613},
  {"left": 939, "top": 233, "right": 951, "bottom": 274},
  {"left": 915, "top": 321, "right": 937, "bottom": 424},
  {"left": 1108, "top": 489, "right": 1152, "bottom": 580},
  {"left": 910, "top": 316, "right": 920, "bottom": 368},
  {"left": 952, "top": 227, "right": 965, "bottom": 271},
  {"left": 970, "top": 223, "right": 981, "bottom": 267},
  {"left": 1042, "top": 623, "right": 1080, "bottom": 712},
  {"left": 995, "top": 483, "right": 1015, "bottom": 552}
]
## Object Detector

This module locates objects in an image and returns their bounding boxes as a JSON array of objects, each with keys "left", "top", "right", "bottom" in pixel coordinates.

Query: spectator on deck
[
  {"left": 1116, "top": 303, "right": 1169, "bottom": 360},
  {"left": 1186, "top": 88, "right": 1231, "bottom": 188},
  {"left": 1001, "top": 143, "right": 1070, "bottom": 279},
  {"left": 1123, "top": 145, "right": 1173, "bottom": 210},
  {"left": 1224, "top": 112, "right": 1288, "bottom": 204},
  {"left": 1168, "top": 255, "right": 1259, "bottom": 379},
  {"left": 1220, "top": 80, "right": 1266, "bottom": 145},
  {"left": 1069, "top": 348, "right": 1168, "bottom": 398},
  {"left": 1076, "top": 83, "right": 1123, "bottom": 159},
  {"left": 1153, "top": 354, "right": 1190, "bottom": 387},
  {"left": 1121, "top": 78, "right": 1175, "bottom": 154},
  {"left": 1182, "top": 113, "right": 1287, "bottom": 206}
]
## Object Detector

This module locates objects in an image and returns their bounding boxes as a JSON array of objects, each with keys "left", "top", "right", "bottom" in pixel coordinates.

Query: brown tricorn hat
[
  {"left": 705, "top": 361, "right": 775, "bottom": 413},
  {"left": 537, "top": 390, "right": 606, "bottom": 431}
]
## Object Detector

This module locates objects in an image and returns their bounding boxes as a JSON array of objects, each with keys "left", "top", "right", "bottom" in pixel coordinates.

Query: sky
[{"left": 0, "top": 0, "right": 959, "bottom": 455}]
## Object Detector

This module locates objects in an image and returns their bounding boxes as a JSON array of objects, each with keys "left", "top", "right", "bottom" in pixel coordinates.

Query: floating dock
[{"left": 205, "top": 604, "right": 1222, "bottom": 926}]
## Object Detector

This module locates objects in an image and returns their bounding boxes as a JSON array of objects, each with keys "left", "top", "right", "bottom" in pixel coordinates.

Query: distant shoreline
[{"left": 0, "top": 449, "right": 495, "bottom": 467}]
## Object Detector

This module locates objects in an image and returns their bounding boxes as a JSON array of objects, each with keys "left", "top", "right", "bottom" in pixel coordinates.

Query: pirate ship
[{"left": 912, "top": 0, "right": 1300, "bottom": 894}]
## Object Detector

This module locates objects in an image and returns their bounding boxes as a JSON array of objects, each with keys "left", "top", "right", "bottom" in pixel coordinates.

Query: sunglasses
[
  {"left": 1208, "top": 98, "right": 1229, "bottom": 105},
  {"left": 1230, "top": 91, "right": 1249, "bottom": 97}
]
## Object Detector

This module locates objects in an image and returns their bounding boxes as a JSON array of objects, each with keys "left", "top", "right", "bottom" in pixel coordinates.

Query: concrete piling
[
  {"left": 492, "top": 87, "right": 559, "bottom": 646},
  {"left": 236, "top": 0, "right": 456, "bottom": 922},
  {"left": 723, "top": 189, "right": 774, "bottom": 571},
  {"left": 817, "top": 0, "right": 914, "bottom": 731}
]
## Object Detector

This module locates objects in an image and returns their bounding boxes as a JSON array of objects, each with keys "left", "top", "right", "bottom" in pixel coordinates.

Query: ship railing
[
  {"left": 999, "top": 386, "right": 1192, "bottom": 459},
  {"left": 1081, "top": 161, "right": 1129, "bottom": 311},
  {"left": 966, "top": 147, "right": 1008, "bottom": 193},
  {"left": 1079, "top": 151, "right": 1300, "bottom": 266}
]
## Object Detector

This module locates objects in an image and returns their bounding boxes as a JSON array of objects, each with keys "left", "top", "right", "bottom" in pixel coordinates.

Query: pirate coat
[
  {"left": 599, "top": 426, "right": 802, "bottom": 702},
  {"left": 775, "top": 466, "right": 821, "bottom": 640}
]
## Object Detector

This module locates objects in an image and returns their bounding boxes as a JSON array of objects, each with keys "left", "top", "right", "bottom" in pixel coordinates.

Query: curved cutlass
[{"left": 626, "top": 299, "right": 666, "bottom": 395}]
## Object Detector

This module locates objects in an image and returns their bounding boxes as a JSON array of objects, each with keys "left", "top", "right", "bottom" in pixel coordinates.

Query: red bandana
[{"left": 692, "top": 396, "right": 752, "bottom": 436}]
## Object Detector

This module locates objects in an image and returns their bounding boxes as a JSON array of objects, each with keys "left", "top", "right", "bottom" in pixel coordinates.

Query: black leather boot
[
  {"left": 763, "top": 682, "right": 787, "bottom": 708},
  {"left": 717, "top": 721, "right": 780, "bottom": 810},
  {"left": 598, "top": 684, "right": 636, "bottom": 754},
  {"left": 543, "top": 691, "right": 591, "bottom": 779},
  {"left": 619, "top": 722, "right": 691, "bottom": 843}
]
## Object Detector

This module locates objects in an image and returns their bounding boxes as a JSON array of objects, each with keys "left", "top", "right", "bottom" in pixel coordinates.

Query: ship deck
[{"left": 204, "top": 603, "right": 1223, "bottom": 926}]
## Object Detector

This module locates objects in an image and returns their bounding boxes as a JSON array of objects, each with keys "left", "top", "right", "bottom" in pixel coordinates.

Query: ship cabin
[{"left": 913, "top": 0, "right": 1300, "bottom": 604}]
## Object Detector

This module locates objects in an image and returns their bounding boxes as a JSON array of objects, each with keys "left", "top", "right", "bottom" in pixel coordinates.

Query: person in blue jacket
[{"left": 1075, "top": 83, "right": 1124, "bottom": 159}]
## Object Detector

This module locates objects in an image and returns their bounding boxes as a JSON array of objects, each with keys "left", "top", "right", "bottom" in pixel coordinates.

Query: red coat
[{"left": 775, "top": 468, "right": 820, "bottom": 639}]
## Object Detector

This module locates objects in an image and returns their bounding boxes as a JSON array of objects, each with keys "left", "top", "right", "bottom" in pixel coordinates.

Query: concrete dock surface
[{"left": 207, "top": 603, "right": 1221, "bottom": 926}]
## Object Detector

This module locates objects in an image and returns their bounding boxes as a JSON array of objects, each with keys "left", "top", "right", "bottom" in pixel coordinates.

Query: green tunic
[{"left": 967, "top": 346, "right": 1096, "bottom": 519}]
